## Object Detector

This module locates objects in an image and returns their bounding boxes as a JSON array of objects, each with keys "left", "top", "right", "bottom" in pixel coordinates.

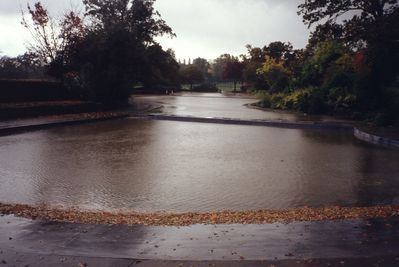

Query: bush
[
  {"left": 282, "top": 88, "right": 327, "bottom": 114},
  {"left": 327, "top": 87, "right": 356, "bottom": 114},
  {"left": 298, "top": 88, "right": 327, "bottom": 114},
  {"left": 256, "top": 91, "right": 271, "bottom": 108},
  {"left": 283, "top": 90, "right": 303, "bottom": 110},
  {"left": 270, "top": 93, "right": 286, "bottom": 109}
]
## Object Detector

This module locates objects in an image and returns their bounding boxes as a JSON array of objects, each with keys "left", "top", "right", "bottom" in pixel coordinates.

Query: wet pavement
[
  {"left": 1, "top": 215, "right": 399, "bottom": 266},
  {"left": 2, "top": 253, "right": 399, "bottom": 267}
]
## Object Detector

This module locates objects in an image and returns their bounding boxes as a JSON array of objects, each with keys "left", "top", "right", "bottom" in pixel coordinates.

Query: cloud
[
  {"left": 0, "top": 0, "right": 310, "bottom": 59},
  {"left": 154, "top": 0, "right": 310, "bottom": 59},
  {"left": 0, "top": 0, "right": 83, "bottom": 15}
]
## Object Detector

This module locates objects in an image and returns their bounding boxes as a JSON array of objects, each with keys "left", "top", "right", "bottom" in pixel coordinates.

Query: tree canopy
[
  {"left": 298, "top": 0, "right": 399, "bottom": 47},
  {"left": 22, "top": 0, "right": 179, "bottom": 104}
]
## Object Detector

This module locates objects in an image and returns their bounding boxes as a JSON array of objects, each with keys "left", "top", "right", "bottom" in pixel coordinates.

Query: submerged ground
[
  {"left": 0, "top": 93, "right": 398, "bottom": 213},
  {"left": 1, "top": 93, "right": 399, "bottom": 266}
]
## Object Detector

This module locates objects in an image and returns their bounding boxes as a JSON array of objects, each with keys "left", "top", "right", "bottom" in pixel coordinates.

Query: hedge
[{"left": 0, "top": 79, "right": 80, "bottom": 103}]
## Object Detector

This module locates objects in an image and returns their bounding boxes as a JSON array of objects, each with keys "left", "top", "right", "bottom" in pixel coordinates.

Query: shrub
[
  {"left": 270, "top": 93, "right": 286, "bottom": 109},
  {"left": 256, "top": 91, "right": 271, "bottom": 108},
  {"left": 327, "top": 87, "right": 356, "bottom": 114},
  {"left": 292, "top": 87, "right": 327, "bottom": 114},
  {"left": 283, "top": 90, "right": 303, "bottom": 110}
]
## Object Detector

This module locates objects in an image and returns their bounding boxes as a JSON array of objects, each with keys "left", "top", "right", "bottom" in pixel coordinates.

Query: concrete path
[{"left": 1, "top": 215, "right": 399, "bottom": 266}]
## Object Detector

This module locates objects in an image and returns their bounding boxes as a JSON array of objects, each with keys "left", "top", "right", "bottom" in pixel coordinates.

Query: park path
[{"left": 1, "top": 215, "right": 399, "bottom": 265}]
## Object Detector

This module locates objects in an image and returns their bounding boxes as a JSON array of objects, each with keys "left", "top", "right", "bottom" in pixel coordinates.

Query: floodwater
[
  {"left": 134, "top": 94, "right": 348, "bottom": 122},
  {"left": 0, "top": 117, "right": 398, "bottom": 212}
]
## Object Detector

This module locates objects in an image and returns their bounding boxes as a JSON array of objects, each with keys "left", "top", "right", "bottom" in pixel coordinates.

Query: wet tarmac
[
  {"left": 2, "top": 252, "right": 399, "bottom": 267},
  {"left": 1, "top": 215, "right": 399, "bottom": 266}
]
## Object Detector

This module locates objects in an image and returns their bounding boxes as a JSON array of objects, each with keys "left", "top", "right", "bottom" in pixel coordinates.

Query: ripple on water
[{"left": 0, "top": 119, "right": 398, "bottom": 212}]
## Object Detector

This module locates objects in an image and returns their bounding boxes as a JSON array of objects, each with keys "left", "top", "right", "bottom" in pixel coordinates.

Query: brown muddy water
[{"left": 0, "top": 118, "right": 398, "bottom": 212}]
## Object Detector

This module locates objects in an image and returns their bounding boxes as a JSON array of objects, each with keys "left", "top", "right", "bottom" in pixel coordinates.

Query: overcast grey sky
[{"left": 0, "top": 0, "right": 311, "bottom": 60}]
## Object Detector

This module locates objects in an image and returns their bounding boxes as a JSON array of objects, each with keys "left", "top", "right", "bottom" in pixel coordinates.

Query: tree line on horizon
[{"left": 0, "top": 0, "right": 398, "bottom": 125}]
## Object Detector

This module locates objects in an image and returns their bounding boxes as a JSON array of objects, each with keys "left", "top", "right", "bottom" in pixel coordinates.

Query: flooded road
[
  {"left": 134, "top": 93, "right": 347, "bottom": 122},
  {"left": 0, "top": 117, "right": 398, "bottom": 212}
]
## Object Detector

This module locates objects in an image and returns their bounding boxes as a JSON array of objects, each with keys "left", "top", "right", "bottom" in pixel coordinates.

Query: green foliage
[
  {"left": 326, "top": 87, "right": 356, "bottom": 114},
  {"left": 270, "top": 93, "right": 286, "bottom": 109},
  {"left": 256, "top": 91, "right": 271, "bottom": 108},
  {"left": 256, "top": 57, "right": 291, "bottom": 92},
  {"left": 0, "top": 53, "right": 44, "bottom": 79},
  {"left": 65, "top": 29, "right": 145, "bottom": 104},
  {"left": 301, "top": 41, "right": 348, "bottom": 86},
  {"left": 289, "top": 88, "right": 327, "bottom": 114},
  {"left": 264, "top": 41, "right": 294, "bottom": 62},
  {"left": 323, "top": 53, "right": 355, "bottom": 89},
  {"left": 298, "top": 0, "right": 398, "bottom": 49},
  {"left": 180, "top": 65, "right": 204, "bottom": 89},
  {"left": 256, "top": 87, "right": 340, "bottom": 115},
  {"left": 192, "top": 58, "right": 210, "bottom": 80},
  {"left": 210, "top": 54, "right": 229, "bottom": 82},
  {"left": 223, "top": 58, "right": 243, "bottom": 83},
  {"left": 297, "top": 0, "right": 399, "bottom": 125},
  {"left": 142, "top": 46, "right": 180, "bottom": 88},
  {"left": 46, "top": 0, "right": 177, "bottom": 105}
]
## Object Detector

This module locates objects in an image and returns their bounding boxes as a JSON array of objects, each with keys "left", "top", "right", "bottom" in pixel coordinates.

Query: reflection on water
[{"left": 0, "top": 119, "right": 398, "bottom": 212}]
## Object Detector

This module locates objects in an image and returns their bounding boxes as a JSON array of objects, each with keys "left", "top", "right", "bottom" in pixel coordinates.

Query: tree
[
  {"left": 298, "top": 0, "right": 398, "bottom": 35},
  {"left": 301, "top": 41, "right": 348, "bottom": 86},
  {"left": 180, "top": 65, "right": 204, "bottom": 90},
  {"left": 307, "top": 22, "right": 345, "bottom": 51},
  {"left": 83, "top": 0, "right": 173, "bottom": 41},
  {"left": 0, "top": 53, "right": 44, "bottom": 79},
  {"left": 192, "top": 58, "right": 210, "bottom": 80},
  {"left": 222, "top": 57, "right": 244, "bottom": 92},
  {"left": 241, "top": 43, "right": 296, "bottom": 90},
  {"left": 22, "top": 2, "right": 84, "bottom": 65},
  {"left": 264, "top": 41, "right": 294, "bottom": 63},
  {"left": 298, "top": 0, "right": 399, "bottom": 52},
  {"left": 257, "top": 56, "right": 291, "bottom": 93},
  {"left": 211, "top": 54, "right": 232, "bottom": 82},
  {"left": 298, "top": 0, "right": 399, "bottom": 119},
  {"left": 245, "top": 45, "right": 266, "bottom": 64},
  {"left": 142, "top": 46, "right": 180, "bottom": 88},
  {"left": 46, "top": 0, "right": 176, "bottom": 104}
]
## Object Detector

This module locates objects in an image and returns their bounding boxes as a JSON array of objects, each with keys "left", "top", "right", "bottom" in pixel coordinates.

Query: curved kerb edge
[{"left": 354, "top": 128, "right": 399, "bottom": 149}]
